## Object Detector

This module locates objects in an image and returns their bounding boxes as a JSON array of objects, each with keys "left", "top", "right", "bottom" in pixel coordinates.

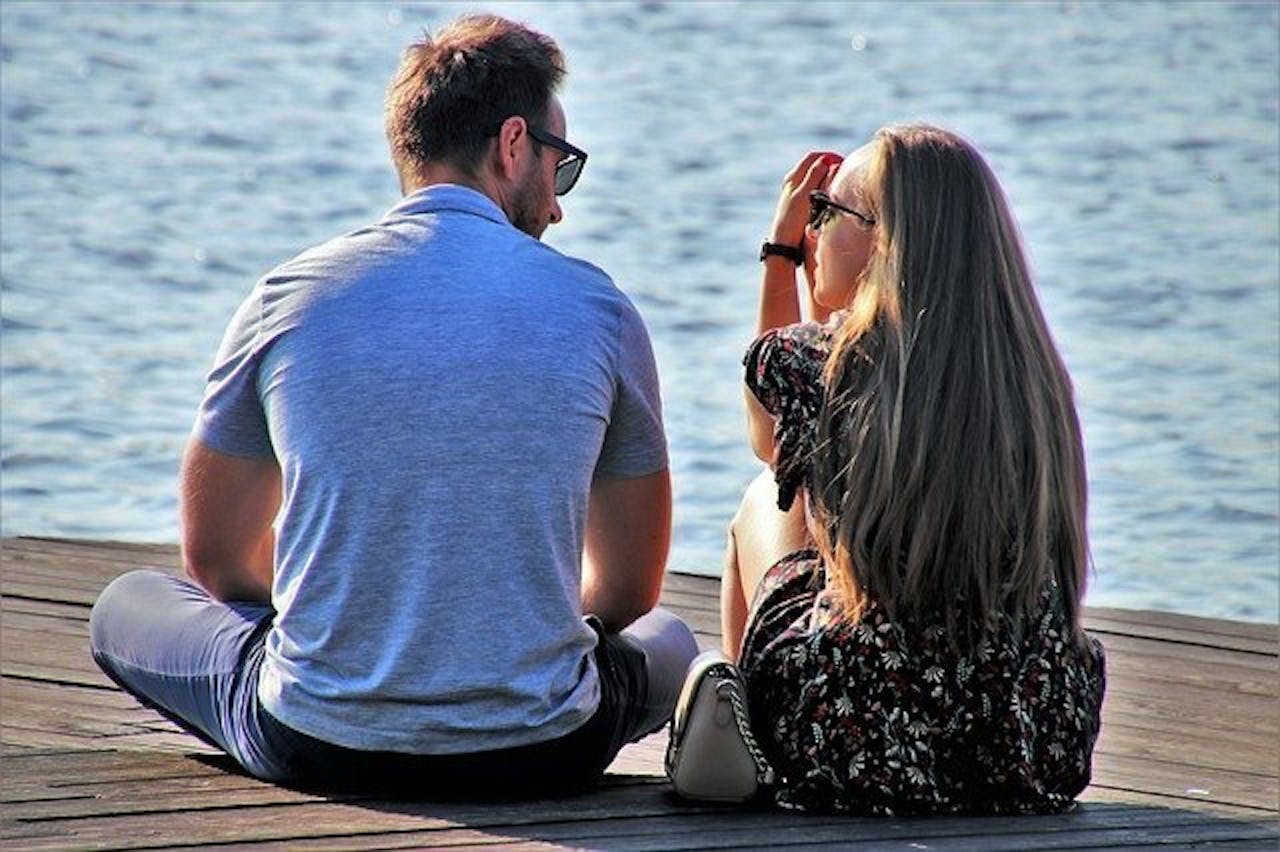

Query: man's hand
[
  {"left": 581, "top": 468, "right": 671, "bottom": 632},
  {"left": 179, "top": 438, "right": 281, "bottom": 602}
]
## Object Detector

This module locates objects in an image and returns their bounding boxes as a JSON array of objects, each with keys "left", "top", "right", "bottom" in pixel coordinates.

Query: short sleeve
[
  {"left": 191, "top": 286, "right": 275, "bottom": 458},
  {"left": 594, "top": 299, "right": 668, "bottom": 478},
  {"left": 742, "top": 323, "right": 831, "bottom": 510},
  {"left": 743, "top": 329, "right": 787, "bottom": 417}
]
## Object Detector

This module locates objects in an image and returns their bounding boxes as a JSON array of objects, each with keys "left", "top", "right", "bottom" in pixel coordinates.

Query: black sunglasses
[
  {"left": 808, "top": 190, "right": 876, "bottom": 230},
  {"left": 527, "top": 126, "right": 588, "bottom": 196}
]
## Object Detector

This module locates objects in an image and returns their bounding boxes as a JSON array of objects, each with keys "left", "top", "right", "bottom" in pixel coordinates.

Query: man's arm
[
  {"left": 581, "top": 468, "right": 671, "bottom": 633},
  {"left": 179, "top": 437, "right": 281, "bottom": 602}
]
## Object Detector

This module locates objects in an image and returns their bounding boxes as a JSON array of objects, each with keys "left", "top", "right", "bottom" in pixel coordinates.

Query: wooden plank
[
  {"left": 1097, "top": 715, "right": 1279, "bottom": 766},
  {"left": 1, "top": 725, "right": 206, "bottom": 755},
  {"left": 2, "top": 537, "right": 179, "bottom": 561},
  {"left": 1095, "top": 725, "right": 1278, "bottom": 782},
  {"left": 0, "top": 580, "right": 99, "bottom": 608},
  {"left": 0, "top": 749, "right": 241, "bottom": 796},
  {"left": 1, "top": 657, "right": 113, "bottom": 690},
  {"left": 5, "top": 796, "right": 1276, "bottom": 851},
  {"left": 1078, "top": 784, "right": 1277, "bottom": 818},
  {"left": 1099, "top": 680, "right": 1277, "bottom": 735},
  {"left": 0, "top": 554, "right": 173, "bottom": 586},
  {"left": 0, "top": 701, "right": 190, "bottom": 745},
  {"left": 1, "top": 696, "right": 169, "bottom": 740},
  {"left": 1083, "top": 621, "right": 1276, "bottom": 656},
  {"left": 0, "top": 610, "right": 91, "bottom": 639},
  {"left": 3, "top": 790, "right": 1273, "bottom": 852},
  {"left": 1085, "top": 606, "right": 1279, "bottom": 645},
  {"left": 181, "top": 809, "right": 1280, "bottom": 851},
  {"left": 1, "top": 676, "right": 171, "bottom": 715},
  {"left": 0, "top": 597, "right": 92, "bottom": 620},
  {"left": 1102, "top": 666, "right": 1278, "bottom": 715},
  {"left": 806, "top": 822, "right": 1277, "bottom": 852},
  {"left": 1100, "top": 634, "right": 1280, "bottom": 680},
  {"left": 1089, "top": 751, "right": 1277, "bottom": 812},
  {"left": 0, "top": 545, "right": 156, "bottom": 573},
  {"left": 0, "top": 547, "right": 174, "bottom": 580},
  {"left": 0, "top": 786, "right": 719, "bottom": 849}
]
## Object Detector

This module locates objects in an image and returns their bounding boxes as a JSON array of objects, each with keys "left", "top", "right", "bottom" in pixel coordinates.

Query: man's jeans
[{"left": 89, "top": 570, "right": 698, "bottom": 794}]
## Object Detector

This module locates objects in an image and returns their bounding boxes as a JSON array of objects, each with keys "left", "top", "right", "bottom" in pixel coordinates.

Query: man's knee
[
  {"left": 654, "top": 608, "right": 699, "bottom": 670},
  {"left": 89, "top": 569, "right": 172, "bottom": 657},
  {"left": 623, "top": 607, "right": 698, "bottom": 685}
]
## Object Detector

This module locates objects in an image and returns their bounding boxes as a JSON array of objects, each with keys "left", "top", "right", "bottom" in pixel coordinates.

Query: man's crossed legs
[{"left": 90, "top": 570, "right": 698, "bottom": 794}]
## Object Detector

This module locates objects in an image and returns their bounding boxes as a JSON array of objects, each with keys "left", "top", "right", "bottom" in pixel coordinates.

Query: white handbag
[{"left": 664, "top": 649, "right": 773, "bottom": 802}]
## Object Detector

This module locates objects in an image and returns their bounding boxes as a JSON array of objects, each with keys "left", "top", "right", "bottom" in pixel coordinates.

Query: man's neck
[{"left": 402, "top": 164, "right": 507, "bottom": 214}]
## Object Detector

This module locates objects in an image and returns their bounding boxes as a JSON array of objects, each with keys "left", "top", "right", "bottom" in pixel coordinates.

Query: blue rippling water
[{"left": 2, "top": 1, "right": 1277, "bottom": 622}]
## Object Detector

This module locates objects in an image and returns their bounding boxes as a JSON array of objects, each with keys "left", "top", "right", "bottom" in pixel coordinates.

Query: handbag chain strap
[{"left": 712, "top": 665, "right": 775, "bottom": 786}]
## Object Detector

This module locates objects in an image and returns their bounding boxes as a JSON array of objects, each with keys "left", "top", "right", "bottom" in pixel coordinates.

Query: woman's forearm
[
  {"left": 759, "top": 150, "right": 841, "bottom": 334},
  {"left": 757, "top": 256, "right": 802, "bottom": 334}
]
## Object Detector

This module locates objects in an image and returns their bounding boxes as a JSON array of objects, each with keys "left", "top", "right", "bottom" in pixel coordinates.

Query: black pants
[{"left": 254, "top": 617, "right": 666, "bottom": 796}]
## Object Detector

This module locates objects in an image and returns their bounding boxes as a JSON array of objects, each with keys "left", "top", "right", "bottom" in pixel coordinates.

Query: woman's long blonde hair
[{"left": 811, "top": 125, "right": 1089, "bottom": 649}]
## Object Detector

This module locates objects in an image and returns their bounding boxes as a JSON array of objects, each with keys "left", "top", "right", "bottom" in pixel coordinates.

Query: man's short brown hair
[{"left": 385, "top": 15, "right": 565, "bottom": 178}]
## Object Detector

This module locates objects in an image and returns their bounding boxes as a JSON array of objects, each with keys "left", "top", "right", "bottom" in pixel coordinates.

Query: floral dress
[{"left": 739, "top": 322, "right": 1107, "bottom": 816}]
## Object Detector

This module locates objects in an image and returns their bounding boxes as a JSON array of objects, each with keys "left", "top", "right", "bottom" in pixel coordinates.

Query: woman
[{"left": 720, "top": 125, "right": 1106, "bottom": 815}]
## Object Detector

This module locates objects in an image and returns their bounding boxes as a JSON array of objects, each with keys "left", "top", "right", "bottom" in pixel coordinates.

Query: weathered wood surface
[{"left": 1, "top": 537, "right": 1276, "bottom": 850}]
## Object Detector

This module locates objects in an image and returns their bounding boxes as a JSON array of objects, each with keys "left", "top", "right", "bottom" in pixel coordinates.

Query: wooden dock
[{"left": 2, "top": 537, "right": 1276, "bottom": 850}]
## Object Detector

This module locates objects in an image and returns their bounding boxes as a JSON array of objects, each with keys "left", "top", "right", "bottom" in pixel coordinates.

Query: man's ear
[{"left": 493, "top": 115, "right": 528, "bottom": 185}]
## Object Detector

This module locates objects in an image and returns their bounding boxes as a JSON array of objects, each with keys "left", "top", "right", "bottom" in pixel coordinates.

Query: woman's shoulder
[
  {"left": 753, "top": 319, "right": 837, "bottom": 361},
  {"left": 743, "top": 320, "right": 838, "bottom": 394}
]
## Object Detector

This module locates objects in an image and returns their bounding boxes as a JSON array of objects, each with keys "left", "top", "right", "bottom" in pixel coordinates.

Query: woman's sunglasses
[
  {"left": 808, "top": 190, "right": 876, "bottom": 231},
  {"left": 527, "top": 127, "right": 588, "bottom": 196}
]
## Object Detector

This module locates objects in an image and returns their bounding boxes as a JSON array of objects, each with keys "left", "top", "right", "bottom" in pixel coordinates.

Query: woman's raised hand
[{"left": 769, "top": 151, "right": 843, "bottom": 248}]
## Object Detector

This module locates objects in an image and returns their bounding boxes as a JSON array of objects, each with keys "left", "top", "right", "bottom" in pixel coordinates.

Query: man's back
[
  {"left": 196, "top": 185, "right": 667, "bottom": 753},
  {"left": 89, "top": 15, "right": 695, "bottom": 793}
]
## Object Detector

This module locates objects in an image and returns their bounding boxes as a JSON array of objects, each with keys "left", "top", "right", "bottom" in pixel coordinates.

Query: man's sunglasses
[
  {"left": 808, "top": 190, "right": 876, "bottom": 231},
  {"left": 527, "top": 126, "right": 588, "bottom": 196}
]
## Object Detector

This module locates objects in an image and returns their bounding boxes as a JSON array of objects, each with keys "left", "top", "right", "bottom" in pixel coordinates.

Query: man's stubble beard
[{"left": 510, "top": 163, "right": 550, "bottom": 240}]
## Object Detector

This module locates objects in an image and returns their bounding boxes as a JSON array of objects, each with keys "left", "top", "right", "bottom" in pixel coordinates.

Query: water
[{"left": 2, "top": 1, "right": 1277, "bottom": 623}]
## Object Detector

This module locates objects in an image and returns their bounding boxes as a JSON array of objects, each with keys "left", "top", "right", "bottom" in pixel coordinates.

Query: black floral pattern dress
[{"left": 739, "top": 322, "right": 1107, "bottom": 816}]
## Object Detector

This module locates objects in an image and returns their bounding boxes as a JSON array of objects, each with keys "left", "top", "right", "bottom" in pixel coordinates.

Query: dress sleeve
[
  {"left": 742, "top": 324, "right": 830, "bottom": 511},
  {"left": 743, "top": 329, "right": 787, "bottom": 418}
]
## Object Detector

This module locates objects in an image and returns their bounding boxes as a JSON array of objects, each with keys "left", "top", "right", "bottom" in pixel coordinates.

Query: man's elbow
[
  {"left": 634, "top": 582, "right": 663, "bottom": 621},
  {"left": 595, "top": 569, "right": 665, "bottom": 633},
  {"left": 182, "top": 543, "right": 239, "bottom": 599},
  {"left": 600, "top": 595, "right": 660, "bottom": 634},
  {"left": 183, "top": 553, "right": 223, "bottom": 597}
]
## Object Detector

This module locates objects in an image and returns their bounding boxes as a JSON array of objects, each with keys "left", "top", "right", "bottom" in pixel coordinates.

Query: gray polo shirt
[{"left": 194, "top": 185, "right": 667, "bottom": 753}]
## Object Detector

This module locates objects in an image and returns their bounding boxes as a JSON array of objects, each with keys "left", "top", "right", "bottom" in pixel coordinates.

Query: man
[{"left": 89, "top": 14, "right": 697, "bottom": 794}]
